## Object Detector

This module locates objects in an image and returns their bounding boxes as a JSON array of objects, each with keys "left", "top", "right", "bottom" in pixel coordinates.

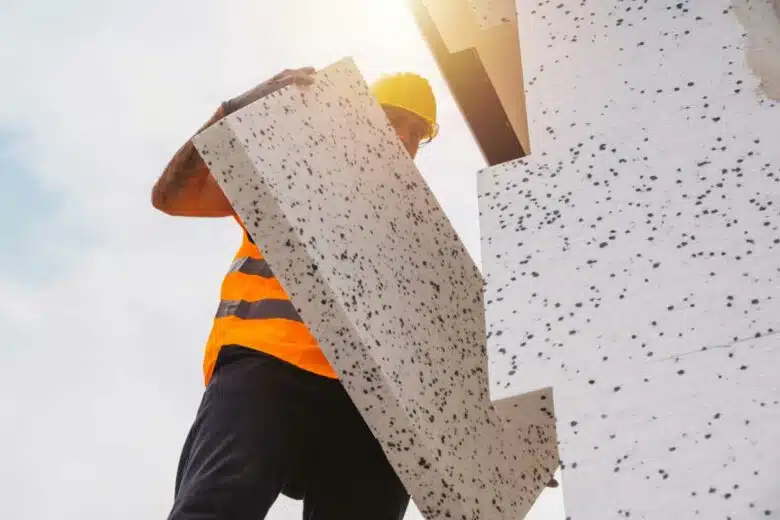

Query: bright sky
[{"left": 0, "top": 0, "right": 563, "bottom": 518}]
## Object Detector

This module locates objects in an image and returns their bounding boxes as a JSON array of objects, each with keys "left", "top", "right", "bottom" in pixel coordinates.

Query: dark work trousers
[{"left": 167, "top": 345, "right": 409, "bottom": 520}]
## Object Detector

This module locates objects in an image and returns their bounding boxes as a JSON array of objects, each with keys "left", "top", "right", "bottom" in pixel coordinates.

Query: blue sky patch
[{"left": 0, "top": 130, "right": 63, "bottom": 282}]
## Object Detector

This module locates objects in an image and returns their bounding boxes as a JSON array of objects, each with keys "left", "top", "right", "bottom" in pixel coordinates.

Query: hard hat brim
[{"left": 380, "top": 103, "right": 438, "bottom": 142}]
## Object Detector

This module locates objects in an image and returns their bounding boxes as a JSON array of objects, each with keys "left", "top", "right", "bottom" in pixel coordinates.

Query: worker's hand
[{"left": 225, "top": 67, "right": 317, "bottom": 115}]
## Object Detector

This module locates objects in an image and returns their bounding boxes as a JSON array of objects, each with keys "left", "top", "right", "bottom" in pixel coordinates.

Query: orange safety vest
[{"left": 202, "top": 218, "right": 338, "bottom": 385}]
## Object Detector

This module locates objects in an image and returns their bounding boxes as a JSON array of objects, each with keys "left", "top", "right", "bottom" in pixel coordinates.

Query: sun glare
[{"left": 279, "top": 0, "right": 433, "bottom": 81}]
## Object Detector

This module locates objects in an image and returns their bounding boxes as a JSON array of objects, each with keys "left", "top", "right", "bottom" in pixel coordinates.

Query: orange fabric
[
  {"left": 221, "top": 272, "right": 290, "bottom": 302},
  {"left": 202, "top": 218, "right": 338, "bottom": 384}
]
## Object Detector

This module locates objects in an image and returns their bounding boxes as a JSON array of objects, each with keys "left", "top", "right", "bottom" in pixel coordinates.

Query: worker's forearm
[
  {"left": 152, "top": 68, "right": 316, "bottom": 214},
  {"left": 152, "top": 103, "right": 227, "bottom": 210}
]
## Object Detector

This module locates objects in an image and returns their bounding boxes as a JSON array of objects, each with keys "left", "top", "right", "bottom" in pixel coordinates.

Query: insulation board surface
[{"left": 479, "top": 1, "right": 780, "bottom": 518}]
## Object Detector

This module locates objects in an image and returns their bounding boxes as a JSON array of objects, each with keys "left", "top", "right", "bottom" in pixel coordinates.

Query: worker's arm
[
  {"left": 151, "top": 104, "right": 232, "bottom": 217},
  {"left": 152, "top": 67, "right": 317, "bottom": 217}
]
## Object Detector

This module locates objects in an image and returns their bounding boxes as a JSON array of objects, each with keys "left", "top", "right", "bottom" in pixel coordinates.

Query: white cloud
[{"left": 0, "top": 0, "right": 562, "bottom": 518}]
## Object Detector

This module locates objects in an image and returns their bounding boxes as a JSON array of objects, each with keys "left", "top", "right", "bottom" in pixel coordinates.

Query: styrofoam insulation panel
[{"left": 479, "top": 1, "right": 780, "bottom": 518}]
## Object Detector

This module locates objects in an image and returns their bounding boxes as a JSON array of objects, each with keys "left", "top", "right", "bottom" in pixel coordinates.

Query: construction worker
[{"left": 152, "top": 66, "right": 438, "bottom": 520}]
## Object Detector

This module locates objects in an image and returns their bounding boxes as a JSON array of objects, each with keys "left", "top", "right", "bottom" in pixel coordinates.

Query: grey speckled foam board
[
  {"left": 419, "top": 0, "right": 517, "bottom": 53},
  {"left": 192, "top": 58, "right": 558, "bottom": 520},
  {"left": 467, "top": 0, "right": 516, "bottom": 30},
  {"left": 479, "top": 1, "right": 780, "bottom": 518}
]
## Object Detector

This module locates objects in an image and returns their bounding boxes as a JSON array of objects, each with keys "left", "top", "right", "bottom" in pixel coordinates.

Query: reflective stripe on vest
[
  {"left": 217, "top": 255, "right": 303, "bottom": 321},
  {"left": 201, "top": 219, "right": 338, "bottom": 385},
  {"left": 228, "top": 256, "right": 275, "bottom": 278},
  {"left": 215, "top": 298, "right": 303, "bottom": 322}
]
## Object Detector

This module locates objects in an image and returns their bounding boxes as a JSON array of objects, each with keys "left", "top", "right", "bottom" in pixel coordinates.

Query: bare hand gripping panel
[
  {"left": 479, "top": 1, "right": 780, "bottom": 518},
  {"left": 192, "top": 58, "right": 558, "bottom": 520}
]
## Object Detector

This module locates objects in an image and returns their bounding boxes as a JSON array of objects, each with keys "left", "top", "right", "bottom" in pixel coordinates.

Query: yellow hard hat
[{"left": 370, "top": 73, "right": 438, "bottom": 141}]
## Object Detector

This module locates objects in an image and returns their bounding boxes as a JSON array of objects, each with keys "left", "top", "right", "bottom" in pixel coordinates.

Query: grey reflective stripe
[
  {"left": 215, "top": 299, "right": 303, "bottom": 322},
  {"left": 228, "top": 257, "right": 275, "bottom": 278}
]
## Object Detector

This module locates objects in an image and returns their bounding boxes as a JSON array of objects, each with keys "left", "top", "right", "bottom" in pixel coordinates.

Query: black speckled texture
[
  {"left": 468, "top": 0, "right": 517, "bottom": 28},
  {"left": 193, "top": 58, "right": 558, "bottom": 520},
  {"left": 479, "top": 1, "right": 780, "bottom": 518}
]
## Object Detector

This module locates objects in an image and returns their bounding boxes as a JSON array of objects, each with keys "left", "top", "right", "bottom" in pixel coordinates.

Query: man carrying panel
[{"left": 152, "top": 66, "right": 438, "bottom": 520}]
